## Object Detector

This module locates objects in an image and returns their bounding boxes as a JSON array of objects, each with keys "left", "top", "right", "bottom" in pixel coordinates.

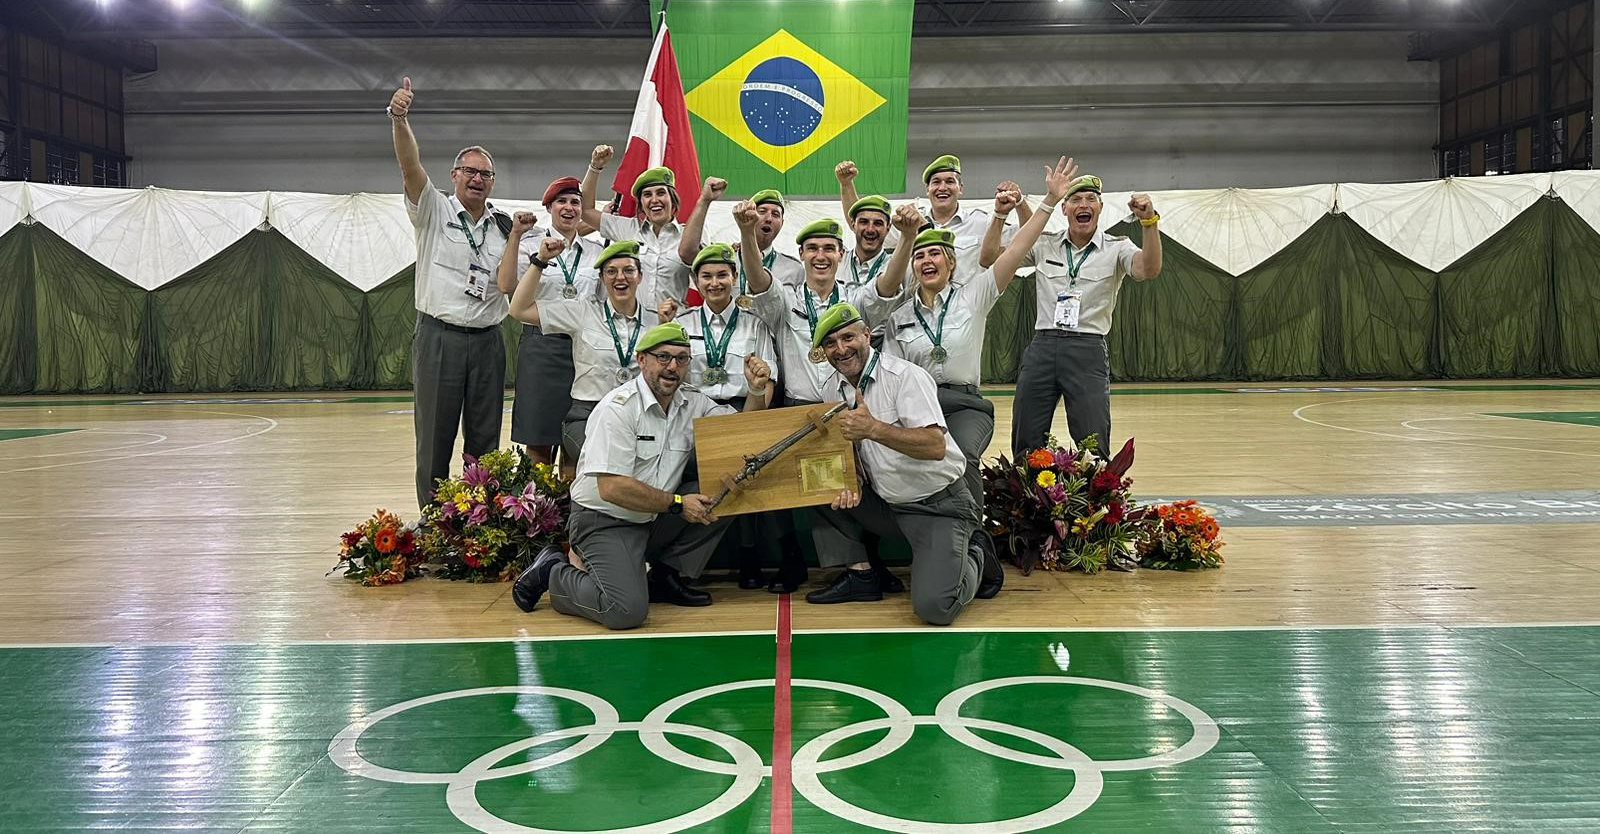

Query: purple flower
[
  {"left": 530, "top": 497, "right": 563, "bottom": 535},
  {"left": 462, "top": 456, "right": 496, "bottom": 490},
  {"left": 1045, "top": 484, "right": 1067, "bottom": 503},
  {"left": 440, "top": 501, "right": 459, "bottom": 519},
  {"left": 466, "top": 503, "right": 491, "bottom": 525},
  {"left": 1052, "top": 449, "right": 1077, "bottom": 470}
]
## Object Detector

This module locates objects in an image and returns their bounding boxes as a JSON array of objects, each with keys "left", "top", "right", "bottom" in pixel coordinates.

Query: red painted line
[{"left": 770, "top": 592, "right": 794, "bottom": 834}]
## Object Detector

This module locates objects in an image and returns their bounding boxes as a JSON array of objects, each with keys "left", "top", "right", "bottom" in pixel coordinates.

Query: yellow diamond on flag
[{"left": 685, "top": 29, "right": 887, "bottom": 174}]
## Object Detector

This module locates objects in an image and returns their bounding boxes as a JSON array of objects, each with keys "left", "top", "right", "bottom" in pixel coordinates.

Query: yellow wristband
[{"left": 1139, "top": 213, "right": 1160, "bottom": 227}]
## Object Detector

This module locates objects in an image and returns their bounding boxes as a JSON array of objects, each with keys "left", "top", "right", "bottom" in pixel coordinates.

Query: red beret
[{"left": 542, "top": 177, "right": 583, "bottom": 207}]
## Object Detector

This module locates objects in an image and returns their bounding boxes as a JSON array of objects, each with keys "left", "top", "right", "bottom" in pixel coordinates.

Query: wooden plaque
[{"left": 692, "top": 404, "right": 858, "bottom": 516}]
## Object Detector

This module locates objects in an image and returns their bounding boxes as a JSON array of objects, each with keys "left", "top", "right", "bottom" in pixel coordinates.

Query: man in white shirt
[
  {"left": 387, "top": 77, "right": 511, "bottom": 511},
  {"left": 511, "top": 322, "right": 773, "bottom": 629},
  {"left": 803, "top": 303, "right": 1002, "bottom": 625}
]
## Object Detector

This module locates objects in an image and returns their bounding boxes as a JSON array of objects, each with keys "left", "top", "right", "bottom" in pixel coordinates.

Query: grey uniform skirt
[{"left": 512, "top": 324, "right": 576, "bottom": 447}]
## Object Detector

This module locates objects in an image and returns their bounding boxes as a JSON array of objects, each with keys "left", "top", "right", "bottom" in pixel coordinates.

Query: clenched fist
[
  {"left": 1128, "top": 193, "right": 1156, "bottom": 219},
  {"left": 835, "top": 160, "right": 858, "bottom": 185}
]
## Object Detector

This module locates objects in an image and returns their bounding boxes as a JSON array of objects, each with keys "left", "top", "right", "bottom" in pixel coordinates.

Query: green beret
[
  {"left": 636, "top": 321, "right": 691, "bottom": 354},
  {"left": 795, "top": 217, "right": 845, "bottom": 246},
  {"left": 594, "top": 240, "right": 642, "bottom": 269},
  {"left": 1065, "top": 175, "right": 1103, "bottom": 199},
  {"left": 750, "top": 189, "right": 785, "bottom": 207},
  {"left": 812, "top": 302, "right": 863, "bottom": 348},
  {"left": 848, "top": 195, "right": 891, "bottom": 220},
  {"left": 911, "top": 228, "right": 956, "bottom": 253},
  {"left": 922, "top": 154, "right": 961, "bottom": 184},
  {"left": 691, "top": 243, "right": 737, "bottom": 274},
  {"left": 631, "top": 166, "right": 676, "bottom": 197}
]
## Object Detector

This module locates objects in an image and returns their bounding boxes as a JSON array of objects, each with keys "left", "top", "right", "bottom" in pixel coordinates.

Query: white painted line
[
  {"left": 0, "top": 410, "right": 279, "bottom": 474},
  {"left": 1291, "top": 398, "right": 1600, "bottom": 459},
  {"left": 0, "top": 430, "right": 169, "bottom": 460}
]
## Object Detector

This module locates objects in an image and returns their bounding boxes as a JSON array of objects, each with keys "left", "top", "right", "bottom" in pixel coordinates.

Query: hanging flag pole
[{"left": 611, "top": 0, "right": 700, "bottom": 223}]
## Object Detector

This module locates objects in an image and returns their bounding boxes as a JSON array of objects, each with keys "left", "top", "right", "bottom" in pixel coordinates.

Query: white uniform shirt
[
  {"left": 748, "top": 278, "right": 889, "bottom": 404},
  {"left": 407, "top": 179, "right": 511, "bottom": 328},
  {"left": 925, "top": 205, "right": 1011, "bottom": 283},
  {"left": 758, "top": 246, "right": 805, "bottom": 289},
  {"left": 875, "top": 270, "right": 1002, "bottom": 387},
  {"left": 514, "top": 230, "right": 602, "bottom": 302},
  {"left": 570, "top": 374, "right": 735, "bottom": 523},
  {"left": 827, "top": 350, "right": 964, "bottom": 505},
  {"left": 598, "top": 214, "right": 691, "bottom": 309},
  {"left": 676, "top": 302, "right": 779, "bottom": 402},
  {"left": 537, "top": 298, "right": 661, "bottom": 402},
  {"left": 1021, "top": 228, "right": 1144, "bottom": 335}
]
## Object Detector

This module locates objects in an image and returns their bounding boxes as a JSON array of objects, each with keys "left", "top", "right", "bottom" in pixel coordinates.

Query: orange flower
[
  {"left": 1027, "top": 449, "right": 1054, "bottom": 469},
  {"left": 1202, "top": 520, "right": 1220, "bottom": 541},
  {"left": 374, "top": 528, "right": 398, "bottom": 554},
  {"left": 1173, "top": 510, "right": 1196, "bottom": 527}
]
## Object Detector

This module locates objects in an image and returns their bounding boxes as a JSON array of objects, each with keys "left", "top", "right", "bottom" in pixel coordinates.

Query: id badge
[
  {"left": 1054, "top": 292, "right": 1081, "bottom": 330},
  {"left": 465, "top": 263, "right": 490, "bottom": 300}
]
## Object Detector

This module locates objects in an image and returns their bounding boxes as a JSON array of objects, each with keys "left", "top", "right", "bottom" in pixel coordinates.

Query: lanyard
[
  {"left": 556, "top": 239, "right": 582, "bottom": 287},
  {"left": 849, "top": 250, "right": 888, "bottom": 288},
  {"left": 604, "top": 301, "right": 642, "bottom": 369},
  {"left": 1064, "top": 241, "right": 1095, "bottom": 286},
  {"left": 699, "top": 306, "right": 740, "bottom": 369},
  {"left": 911, "top": 287, "right": 954, "bottom": 350},
  {"left": 738, "top": 249, "right": 777, "bottom": 295},
  {"left": 457, "top": 211, "right": 484, "bottom": 258},
  {"left": 841, "top": 350, "right": 882, "bottom": 406},
  {"left": 803, "top": 283, "right": 841, "bottom": 339}
]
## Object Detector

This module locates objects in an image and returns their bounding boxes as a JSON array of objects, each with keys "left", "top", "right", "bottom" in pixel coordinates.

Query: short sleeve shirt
[
  {"left": 598, "top": 214, "right": 692, "bottom": 309},
  {"left": 570, "top": 375, "right": 734, "bottom": 523},
  {"left": 1021, "top": 228, "right": 1143, "bottom": 335},
  {"left": 675, "top": 303, "right": 779, "bottom": 403},
  {"left": 537, "top": 298, "right": 662, "bottom": 402},
  {"left": 407, "top": 178, "right": 511, "bottom": 328},
  {"left": 747, "top": 278, "right": 892, "bottom": 404},
  {"left": 881, "top": 270, "right": 1003, "bottom": 387},
  {"left": 514, "top": 231, "right": 602, "bottom": 303},
  {"left": 827, "top": 350, "right": 964, "bottom": 504}
]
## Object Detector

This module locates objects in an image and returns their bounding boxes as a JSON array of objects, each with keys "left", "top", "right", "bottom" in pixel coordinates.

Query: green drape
[{"left": 1, "top": 200, "right": 1596, "bottom": 394}]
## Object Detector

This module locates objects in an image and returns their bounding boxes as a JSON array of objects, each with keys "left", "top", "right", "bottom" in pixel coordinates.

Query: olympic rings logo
[{"left": 329, "top": 675, "right": 1219, "bottom": 833}]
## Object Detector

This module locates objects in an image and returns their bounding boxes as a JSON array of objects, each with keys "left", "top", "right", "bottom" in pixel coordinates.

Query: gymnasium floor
[{"left": 3, "top": 380, "right": 1600, "bottom": 831}]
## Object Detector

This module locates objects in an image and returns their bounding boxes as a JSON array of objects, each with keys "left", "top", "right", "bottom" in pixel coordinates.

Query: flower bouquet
[
  {"left": 419, "top": 448, "right": 569, "bottom": 581},
  {"left": 981, "top": 435, "right": 1150, "bottom": 574},
  {"left": 331, "top": 509, "right": 421, "bottom": 586},
  {"left": 1138, "top": 500, "right": 1225, "bottom": 570}
]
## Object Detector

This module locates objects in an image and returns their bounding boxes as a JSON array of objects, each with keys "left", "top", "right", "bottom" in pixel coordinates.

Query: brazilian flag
[{"left": 652, "top": 0, "right": 912, "bottom": 197}]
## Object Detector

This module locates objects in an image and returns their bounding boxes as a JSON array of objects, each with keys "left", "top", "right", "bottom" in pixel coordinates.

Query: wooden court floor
[{"left": 3, "top": 380, "right": 1600, "bottom": 831}]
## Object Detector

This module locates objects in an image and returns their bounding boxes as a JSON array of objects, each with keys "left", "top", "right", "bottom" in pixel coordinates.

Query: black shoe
[
  {"left": 767, "top": 549, "right": 808, "bottom": 594},
  {"left": 737, "top": 550, "right": 767, "bottom": 590},
  {"left": 973, "top": 531, "right": 1004, "bottom": 600},
  {"left": 804, "top": 569, "right": 883, "bottom": 604},
  {"left": 738, "top": 571, "right": 767, "bottom": 590},
  {"left": 876, "top": 567, "right": 905, "bottom": 594},
  {"left": 511, "top": 546, "right": 566, "bottom": 612},
  {"left": 649, "top": 568, "right": 713, "bottom": 607}
]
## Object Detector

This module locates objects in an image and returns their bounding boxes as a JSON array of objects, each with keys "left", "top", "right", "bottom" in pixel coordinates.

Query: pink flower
[
  {"left": 1045, "top": 484, "right": 1067, "bottom": 503},
  {"left": 466, "top": 503, "right": 491, "bottom": 525},
  {"left": 1052, "top": 449, "right": 1076, "bottom": 470},
  {"left": 462, "top": 456, "right": 497, "bottom": 491}
]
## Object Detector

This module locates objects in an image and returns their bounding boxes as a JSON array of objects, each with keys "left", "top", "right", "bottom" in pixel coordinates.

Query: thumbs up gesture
[
  {"left": 388, "top": 77, "right": 413, "bottom": 119},
  {"left": 835, "top": 396, "right": 879, "bottom": 442}
]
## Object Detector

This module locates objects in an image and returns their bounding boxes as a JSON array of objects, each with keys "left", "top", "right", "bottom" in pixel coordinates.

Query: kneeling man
[
  {"left": 513, "top": 322, "right": 773, "bottom": 629},
  {"left": 805, "top": 303, "right": 1001, "bottom": 625}
]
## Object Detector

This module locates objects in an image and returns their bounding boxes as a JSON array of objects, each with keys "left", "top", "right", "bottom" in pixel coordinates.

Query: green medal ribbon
[
  {"left": 1064, "top": 241, "right": 1095, "bottom": 286},
  {"left": 457, "top": 211, "right": 484, "bottom": 258},
  {"left": 699, "top": 306, "right": 740, "bottom": 370},
  {"left": 911, "top": 287, "right": 954, "bottom": 354},
  {"left": 803, "top": 283, "right": 842, "bottom": 342},
  {"left": 604, "top": 301, "right": 642, "bottom": 370},
  {"left": 849, "top": 250, "right": 888, "bottom": 288},
  {"left": 738, "top": 249, "right": 778, "bottom": 296},
  {"left": 842, "top": 349, "right": 882, "bottom": 405},
  {"left": 556, "top": 239, "right": 582, "bottom": 288}
]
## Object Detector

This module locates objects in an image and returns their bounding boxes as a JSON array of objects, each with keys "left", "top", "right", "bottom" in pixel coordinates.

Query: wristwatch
[
  {"left": 668, "top": 494, "right": 684, "bottom": 514},
  {"left": 530, "top": 254, "right": 549, "bottom": 269}
]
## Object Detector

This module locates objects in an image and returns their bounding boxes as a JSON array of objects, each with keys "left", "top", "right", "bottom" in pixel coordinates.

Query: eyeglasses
[
  {"left": 646, "top": 352, "right": 692, "bottom": 367},
  {"left": 454, "top": 166, "right": 496, "bottom": 181}
]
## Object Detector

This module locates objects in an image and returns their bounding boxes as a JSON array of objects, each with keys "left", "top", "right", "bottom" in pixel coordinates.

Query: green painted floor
[
  {"left": 4, "top": 627, "right": 1600, "bottom": 832},
  {"left": 0, "top": 428, "right": 78, "bottom": 441},
  {"left": 1491, "top": 411, "right": 1600, "bottom": 428}
]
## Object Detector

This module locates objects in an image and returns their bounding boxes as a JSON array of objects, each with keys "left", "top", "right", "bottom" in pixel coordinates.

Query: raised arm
[
  {"left": 732, "top": 201, "right": 772, "bottom": 294},
  {"left": 678, "top": 177, "right": 727, "bottom": 263},
  {"left": 507, "top": 237, "right": 565, "bottom": 326},
  {"left": 496, "top": 211, "right": 539, "bottom": 295},
  {"left": 991, "top": 157, "right": 1079, "bottom": 294},
  {"left": 835, "top": 160, "right": 861, "bottom": 219},
  {"left": 579, "top": 144, "right": 614, "bottom": 229},
  {"left": 388, "top": 78, "right": 426, "bottom": 205},
  {"left": 879, "top": 204, "right": 924, "bottom": 299},
  {"left": 1128, "top": 193, "right": 1163, "bottom": 280}
]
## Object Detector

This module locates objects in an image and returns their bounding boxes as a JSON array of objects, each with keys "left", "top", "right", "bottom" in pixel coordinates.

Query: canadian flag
[{"left": 611, "top": 22, "right": 700, "bottom": 225}]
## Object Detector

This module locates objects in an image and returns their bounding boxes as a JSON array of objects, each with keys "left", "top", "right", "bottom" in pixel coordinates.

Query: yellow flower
[{"left": 1036, "top": 471, "right": 1057, "bottom": 488}]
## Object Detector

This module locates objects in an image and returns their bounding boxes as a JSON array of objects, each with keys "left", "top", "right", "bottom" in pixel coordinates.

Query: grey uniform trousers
[
  {"left": 1010, "top": 330, "right": 1111, "bottom": 459},
  {"left": 937, "top": 384, "right": 995, "bottom": 515},
  {"left": 550, "top": 481, "right": 733, "bottom": 630},
  {"left": 413, "top": 313, "right": 506, "bottom": 510},
  {"left": 810, "top": 479, "right": 981, "bottom": 626}
]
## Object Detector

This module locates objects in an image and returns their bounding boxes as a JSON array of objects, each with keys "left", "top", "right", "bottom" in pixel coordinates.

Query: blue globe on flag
[{"left": 740, "top": 57, "right": 825, "bottom": 147}]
